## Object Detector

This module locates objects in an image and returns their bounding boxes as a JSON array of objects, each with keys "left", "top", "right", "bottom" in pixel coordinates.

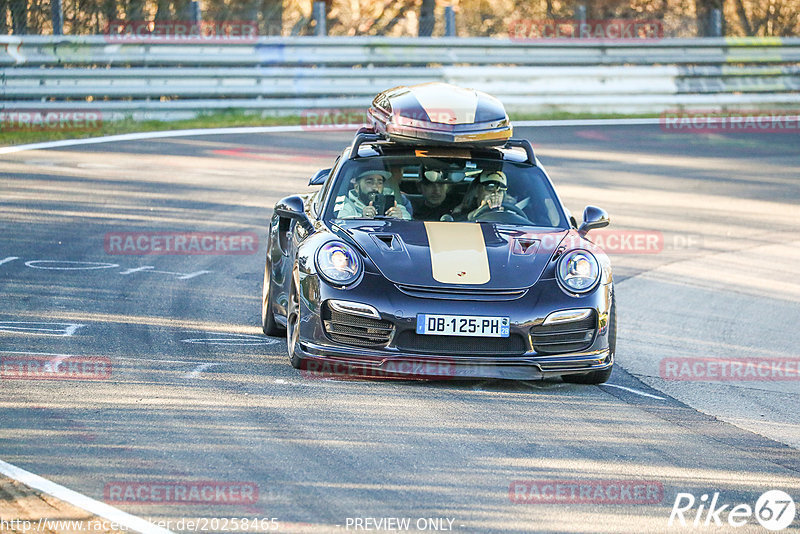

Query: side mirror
[
  {"left": 578, "top": 205, "right": 609, "bottom": 236},
  {"left": 308, "top": 168, "right": 331, "bottom": 186},
  {"left": 275, "top": 195, "right": 314, "bottom": 233}
]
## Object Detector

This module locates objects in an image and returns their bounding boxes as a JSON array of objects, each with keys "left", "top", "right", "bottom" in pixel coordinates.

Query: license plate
[{"left": 416, "top": 314, "right": 510, "bottom": 338}]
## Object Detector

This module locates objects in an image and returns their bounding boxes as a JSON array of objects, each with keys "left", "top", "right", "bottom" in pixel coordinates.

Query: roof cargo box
[{"left": 368, "top": 82, "right": 512, "bottom": 146}]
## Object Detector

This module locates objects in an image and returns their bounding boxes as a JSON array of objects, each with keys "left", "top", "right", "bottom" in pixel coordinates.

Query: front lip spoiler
[{"left": 293, "top": 341, "right": 611, "bottom": 380}]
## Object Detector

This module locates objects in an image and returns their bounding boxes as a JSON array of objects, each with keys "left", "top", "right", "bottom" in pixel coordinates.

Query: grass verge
[{"left": 0, "top": 109, "right": 660, "bottom": 147}]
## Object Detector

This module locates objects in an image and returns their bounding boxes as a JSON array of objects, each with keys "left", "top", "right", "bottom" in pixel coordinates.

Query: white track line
[
  {"left": 184, "top": 362, "right": 221, "bottom": 378},
  {"left": 0, "top": 125, "right": 306, "bottom": 154},
  {"left": 0, "top": 459, "right": 174, "bottom": 534},
  {"left": 1, "top": 350, "right": 73, "bottom": 356},
  {"left": 0, "top": 119, "right": 668, "bottom": 155},
  {"left": 515, "top": 118, "right": 663, "bottom": 127},
  {"left": 601, "top": 383, "right": 667, "bottom": 400},
  {"left": 116, "top": 356, "right": 206, "bottom": 364},
  {"left": 470, "top": 380, "right": 491, "bottom": 390},
  {"left": 5, "top": 115, "right": 795, "bottom": 155},
  {"left": 0, "top": 322, "right": 84, "bottom": 336},
  {"left": 1, "top": 352, "right": 209, "bottom": 367}
]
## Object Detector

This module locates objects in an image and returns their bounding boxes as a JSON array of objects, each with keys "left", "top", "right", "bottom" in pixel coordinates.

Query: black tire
[
  {"left": 261, "top": 252, "right": 283, "bottom": 336},
  {"left": 563, "top": 294, "right": 616, "bottom": 385},
  {"left": 286, "top": 276, "right": 302, "bottom": 369}
]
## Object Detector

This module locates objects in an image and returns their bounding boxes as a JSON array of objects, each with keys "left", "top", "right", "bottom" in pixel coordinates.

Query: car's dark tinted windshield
[{"left": 324, "top": 156, "right": 568, "bottom": 228}]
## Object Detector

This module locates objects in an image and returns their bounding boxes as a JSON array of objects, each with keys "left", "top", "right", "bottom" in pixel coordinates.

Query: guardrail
[{"left": 2, "top": 36, "right": 799, "bottom": 118}]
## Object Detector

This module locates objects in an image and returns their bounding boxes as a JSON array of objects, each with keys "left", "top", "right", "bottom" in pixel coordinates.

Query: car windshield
[{"left": 325, "top": 155, "right": 568, "bottom": 228}]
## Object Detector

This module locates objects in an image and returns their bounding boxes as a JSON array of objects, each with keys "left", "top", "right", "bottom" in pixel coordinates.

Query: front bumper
[
  {"left": 292, "top": 271, "right": 614, "bottom": 381},
  {"left": 295, "top": 341, "right": 611, "bottom": 380}
]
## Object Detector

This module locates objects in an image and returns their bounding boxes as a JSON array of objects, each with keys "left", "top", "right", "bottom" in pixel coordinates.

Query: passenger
[
  {"left": 337, "top": 170, "right": 411, "bottom": 219},
  {"left": 413, "top": 170, "right": 460, "bottom": 221}
]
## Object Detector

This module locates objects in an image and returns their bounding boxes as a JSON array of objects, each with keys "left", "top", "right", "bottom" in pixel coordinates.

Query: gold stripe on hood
[{"left": 424, "top": 222, "right": 490, "bottom": 285}]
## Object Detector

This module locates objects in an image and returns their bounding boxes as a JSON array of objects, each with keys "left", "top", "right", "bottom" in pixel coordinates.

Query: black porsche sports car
[{"left": 261, "top": 83, "right": 615, "bottom": 383}]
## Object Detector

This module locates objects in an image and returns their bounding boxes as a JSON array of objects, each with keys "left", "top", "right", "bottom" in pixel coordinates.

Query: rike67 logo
[{"left": 669, "top": 490, "right": 796, "bottom": 531}]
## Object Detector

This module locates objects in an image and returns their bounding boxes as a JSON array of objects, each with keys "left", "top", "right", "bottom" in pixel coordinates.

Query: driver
[
  {"left": 453, "top": 170, "right": 515, "bottom": 221},
  {"left": 337, "top": 170, "right": 411, "bottom": 219}
]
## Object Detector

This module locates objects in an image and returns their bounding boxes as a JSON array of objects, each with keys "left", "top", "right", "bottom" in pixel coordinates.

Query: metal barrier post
[
  {"left": 190, "top": 1, "right": 201, "bottom": 26},
  {"left": 445, "top": 6, "right": 456, "bottom": 37},
  {"left": 313, "top": 2, "right": 327, "bottom": 37},
  {"left": 575, "top": 4, "right": 587, "bottom": 36},
  {"left": 51, "top": 0, "right": 63, "bottom": 35},
  {"left": 419, "top": 0, "right": 435, "bottom": 37},
  {"left": 710, "top": 9, "right": 723, "bottom": 37}
]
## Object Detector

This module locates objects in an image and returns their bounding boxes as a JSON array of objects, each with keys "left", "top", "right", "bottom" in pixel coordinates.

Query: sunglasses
[{"left": 482, "top": 182, "right": 507, "bottom": 192}]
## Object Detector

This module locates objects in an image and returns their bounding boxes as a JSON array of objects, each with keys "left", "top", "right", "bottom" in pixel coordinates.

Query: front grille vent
[
  {"left": 530, "top": 312, "right": 596, "bottom": 354},
  {"left": 323, "top": 306, "right": 393, "bottom": 347},
  {"left": 395, "top": 284, "right": 527, "bottom": 301}
]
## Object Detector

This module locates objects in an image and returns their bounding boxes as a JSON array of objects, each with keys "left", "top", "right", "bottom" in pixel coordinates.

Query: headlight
[
  {"left": 557, "top": 250, "right": 600, "bottom": 294},
  {"left": 315, "top": 241, "right": 362, "bottom": 286}
]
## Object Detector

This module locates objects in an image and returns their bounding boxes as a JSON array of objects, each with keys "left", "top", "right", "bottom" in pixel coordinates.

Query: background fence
[
  {"left": 2, "top": 0, "right": 799, "bottom": 38},
  {"left": 1, "top": 36, "right": 799, "bottom": 120}
]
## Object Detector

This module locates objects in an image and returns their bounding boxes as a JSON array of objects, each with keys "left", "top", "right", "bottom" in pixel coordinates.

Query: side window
[
  {"left": 314, "top": 155, "right": 341, "bottom": 217},
  {"left": 331, "top": 161, "right": 357, "bottom": 218},
  {"left": 332, "top": 192, "right": 349, "bottom": 218}
]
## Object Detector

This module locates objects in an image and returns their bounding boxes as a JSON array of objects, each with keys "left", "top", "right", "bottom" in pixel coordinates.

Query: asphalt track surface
[{"left": 1, "top": 124, "right": 799, "bottom": 533}]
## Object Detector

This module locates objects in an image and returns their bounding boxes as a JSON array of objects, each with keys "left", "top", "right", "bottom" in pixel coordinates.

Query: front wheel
[
  {"left": 563, "top": 295, "right": 616, "bottom": 385},
  {"left": 261, "top": 252, "right": 284, "bottom": 336},
  {"left": 286, "top": 276, "right": 302, "bottom": 369}
]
